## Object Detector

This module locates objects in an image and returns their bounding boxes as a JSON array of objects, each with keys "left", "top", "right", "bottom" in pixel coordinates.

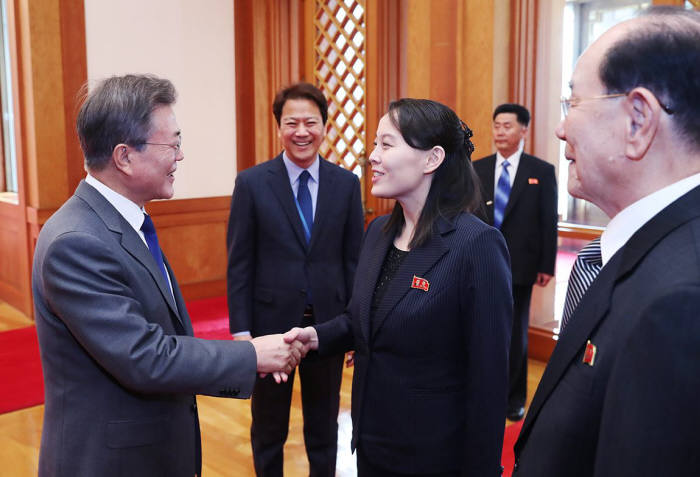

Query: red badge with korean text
[
  {"left": 411, "top": 275, "right": 430, "bottom": 292},
  {"left": 582, "top": 340, "right": 597, "bottom": 366},
  {"left": 528, "top": 178, "right": 539, "bottom": 185}
]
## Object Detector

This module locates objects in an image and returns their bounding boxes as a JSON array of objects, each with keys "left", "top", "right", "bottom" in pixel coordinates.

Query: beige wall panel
[{"left": 84, "top": 0, "right": 237, "bottom": 199}]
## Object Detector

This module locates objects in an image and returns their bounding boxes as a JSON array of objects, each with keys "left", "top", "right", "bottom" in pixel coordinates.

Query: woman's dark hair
[{"left": 382, "top": 98, "right": 481, "bottom": 249}]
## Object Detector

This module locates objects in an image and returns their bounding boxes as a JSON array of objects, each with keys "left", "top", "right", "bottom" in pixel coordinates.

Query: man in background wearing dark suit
[
  {"left": 473, "top": 103, "right": 558, "bottom": 422},
  {"left": 32, "top": 74, "right": 301, "bottom": 477},
  {"left": 226, "top": 82, "right": 364, "bottom": 476},
  {"left": 514, "top": 7, "right": 700, "bottom": 477}
]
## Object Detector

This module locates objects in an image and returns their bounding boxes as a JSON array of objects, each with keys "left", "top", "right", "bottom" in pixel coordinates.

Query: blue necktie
[
  {"left": 141, "top": 213, "right": 169, "bottom": 284},
  {"left": 560, "top": 238, "right": 602, "bottom": 331},
  {"left": 297, "top": 170, "right": 313, "bottom": 242},
  {"left": 493, "top": 160, "right": 511, "bottom": 229}
]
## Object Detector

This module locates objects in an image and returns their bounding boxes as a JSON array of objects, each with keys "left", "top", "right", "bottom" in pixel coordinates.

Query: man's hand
[
  {"left": 283, "top": 326, "right": 319, "bottom": 355},
  {"left": 345, "top": 351, "right": 354, "bottom": 368},
  {"left": 250, "top": 334, "right": 304, "bottom": 383},
  {"left": 536, "top": 272, "right": 553, "bottom": 287}
]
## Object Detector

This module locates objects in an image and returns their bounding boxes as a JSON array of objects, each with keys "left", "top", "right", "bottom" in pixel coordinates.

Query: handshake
[{"left": 248, "top": 327, "right": 319, "bottom": 383}]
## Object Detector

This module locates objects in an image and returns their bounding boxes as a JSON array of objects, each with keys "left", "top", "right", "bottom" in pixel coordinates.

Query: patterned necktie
[
  {"left": 493, "top": 160, "right": 511, "bottom": 229},
  {"left": 561, "top": 237, "right": 602, "bottom": 330},
  {"left": 297, "top": 170, "right": 313, "bottom": 242},
  {"left": 141, "top": 213, "right": 169, "bottom": 284}
]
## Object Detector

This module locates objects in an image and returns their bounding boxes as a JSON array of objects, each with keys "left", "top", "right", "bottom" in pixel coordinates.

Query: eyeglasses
[
  {"left": 560, "top": 93, "right": 674, "bottom": 117},
  {"left": 560, "top": 93, "right": 627, "bottom": 117},
  {"left": 140, "top": 136, "right": 182, "bottom": 154}
]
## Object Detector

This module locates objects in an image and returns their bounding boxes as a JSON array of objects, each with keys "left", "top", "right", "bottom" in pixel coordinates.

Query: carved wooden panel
[{"left": 313, "top": 0, "right": 366, "bottom": 180}]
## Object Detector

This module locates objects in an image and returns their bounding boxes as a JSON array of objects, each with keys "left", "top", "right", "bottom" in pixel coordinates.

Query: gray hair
[{"left": 77, "top": 74, "right": 177, "bottom": 170}]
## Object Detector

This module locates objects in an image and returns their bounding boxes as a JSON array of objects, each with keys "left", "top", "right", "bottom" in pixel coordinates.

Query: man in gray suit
[{"left": 32, "top": 74, "right": 302, "bottom": 477}]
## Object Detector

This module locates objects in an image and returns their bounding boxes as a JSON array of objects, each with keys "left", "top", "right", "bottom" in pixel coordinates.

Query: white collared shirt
[
  {"left": 85, "top": 174, "right": 174, "bottom": 293},
  {"left": 494, "top": 141, "right": 524, "bottom": 190},
  {"left": 282, "top": 152, "right": 320, "bottom": 218},
  {"left": 601, "top": 172, "right": 700, "bottom": 265},
  {"left": 85, "top": 174, "right": 148, "bottom": 245}
]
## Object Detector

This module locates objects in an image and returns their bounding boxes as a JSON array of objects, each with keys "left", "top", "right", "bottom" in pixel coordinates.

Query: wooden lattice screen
[{"left": 314, "top": 0, "right": 366, "bottom": 180}]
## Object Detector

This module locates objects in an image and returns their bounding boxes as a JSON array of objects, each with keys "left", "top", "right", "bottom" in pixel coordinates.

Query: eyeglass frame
[
  {"left": 138, "top": 136, "right": 182, "bottom": 154},
  {"left": 560, "top": 92, "right": 674, "bottom": 117}
]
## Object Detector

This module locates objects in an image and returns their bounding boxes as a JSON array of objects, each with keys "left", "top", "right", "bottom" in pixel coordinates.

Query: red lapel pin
[
  {"left": 583, "top": 340, "right": 597, "bottom": 366},
  {"left": 411, "top": 275, "right": 430, "bottom": 292},
  {"left": 528, "top": 177, "right": 539, "bottom": 185}
]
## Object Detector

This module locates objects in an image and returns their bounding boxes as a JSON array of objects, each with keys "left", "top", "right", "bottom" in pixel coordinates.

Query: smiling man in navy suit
[
  {"left": 473, "top": 103, "right": 558, "bottom": 422},
  {"left": 514, "top": 7, "right": 700, "bottom": 477},
  {"left": 226, "top": 82, "right": 364, "bottom": 476}
]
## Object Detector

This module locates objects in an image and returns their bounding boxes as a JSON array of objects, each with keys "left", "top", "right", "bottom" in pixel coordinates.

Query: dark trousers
[
  {"left": 356, "top": 447, "right": 459, "bottom": 477},
  {"left": 251, "top": 350, "right": 344, "bottom": 477},
  {"left": 509, "top": 284, "right": 533, "bottom": 410}
]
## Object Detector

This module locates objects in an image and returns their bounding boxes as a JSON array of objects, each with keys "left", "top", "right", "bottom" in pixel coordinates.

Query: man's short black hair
[
  {"left": 599, "top": 7, "right": 700, "bottom": 149},
  {"left": 272, "top": 82, "right": 328, "bottom": 126},
  {"left": 493, "top": 103, "right": 530, "bottom": 127}
]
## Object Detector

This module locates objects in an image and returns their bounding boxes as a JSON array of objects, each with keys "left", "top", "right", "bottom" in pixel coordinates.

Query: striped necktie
[
  {"left": 493, "top": 160, "right": 511, "bottom": 229},
  {"left": 561, "top": 237, "right": 602, "bottom": 330}
]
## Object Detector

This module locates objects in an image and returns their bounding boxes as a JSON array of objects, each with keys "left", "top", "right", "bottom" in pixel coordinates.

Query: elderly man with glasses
[{"left": 514, "top": 6, "right": 700, "bottom": 477}]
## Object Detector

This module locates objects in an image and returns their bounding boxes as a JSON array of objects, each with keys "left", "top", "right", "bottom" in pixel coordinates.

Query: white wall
[{"left": 84, "top": 0, "right": 237, "bottom": 199}]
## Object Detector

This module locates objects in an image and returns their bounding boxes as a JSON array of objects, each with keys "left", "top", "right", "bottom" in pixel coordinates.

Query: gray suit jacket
[{"left": 33, "top": 180, "right": 257, "bottom": 477}]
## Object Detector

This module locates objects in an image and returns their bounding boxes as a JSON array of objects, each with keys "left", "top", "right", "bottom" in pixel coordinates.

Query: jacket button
[
  {"left": 513, "top": 461, "right": 519, "bottom": 472},
  {"left": 191, "top": 402, "right": 197, "bottom": 412}
]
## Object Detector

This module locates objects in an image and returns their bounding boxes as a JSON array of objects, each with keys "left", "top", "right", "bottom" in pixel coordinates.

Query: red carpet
[
  {"left": 501, "top": 420, "right": 524, "bottom": 477},
  {"left": 0, "top": 296, "right": 232, "bottom": 414},
  {"left": 0, "top": 326, "right": 44, "bottom": 413}
]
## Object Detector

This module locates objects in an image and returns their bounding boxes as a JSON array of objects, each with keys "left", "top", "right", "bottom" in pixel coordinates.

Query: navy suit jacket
[
  {"left": 32, "top": 181, "right": 257, "bottom": 477},
  {"left": 226, "top": 154, "right": 364, "bottom": 336},
  {"left": 473, "top": 153, "right": 558, "bottom": 285},
  {"left": 514, "top": 185, "right": 700, "bottom": 477},
  {"left": 315, "top": 213, "right": 512, "bottom": 475}
]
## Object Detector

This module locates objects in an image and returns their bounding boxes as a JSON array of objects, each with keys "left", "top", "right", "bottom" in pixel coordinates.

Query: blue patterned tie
[
  {"left": 561, "top": 238, "right": 602, "bottom": 331},
  {"left": 297, "top": 170, "right": 313, "bottom": 242},
  {"left": 493, "top": 160, "right": 511, "bottom": 229},
  {"left": 141, "top": 213, "right": 169, "bottom": 284}
]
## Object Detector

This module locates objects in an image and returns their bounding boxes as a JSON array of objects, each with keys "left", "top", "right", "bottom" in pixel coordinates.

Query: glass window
[
  {"left": 0, "top": 0, "right": 17, "bottom": 197},
  {"left": 558, "top": 0, "right": 650, "bottom": 228}
]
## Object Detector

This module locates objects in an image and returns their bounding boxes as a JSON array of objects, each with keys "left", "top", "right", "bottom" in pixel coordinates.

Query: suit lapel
[
  {"left": 308, "top": 159, "right": 336, "bottom": 252},
  {"left": 503, "top": 154, "right": 531, "bottom": 220},
  {"left": 515, "top": 251, "right": 619, "bottom": 453},
  {"left": 165, "top": 256, "right": 193, "bottom": 336},
  {"left": 75, "top": 181, "right": 183, "bottom": 327},
  {"left": 371, "top": 219, "right": 451, "bottom": 339},
  {"left": 516, "top": 185, "right": 700, "bottom": 454},
  {"left": 358, "top": 222, "right": 394, "bottom": 341},
  {"left": 267, "top": 156, "right": 309, "bottom": 251}
]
